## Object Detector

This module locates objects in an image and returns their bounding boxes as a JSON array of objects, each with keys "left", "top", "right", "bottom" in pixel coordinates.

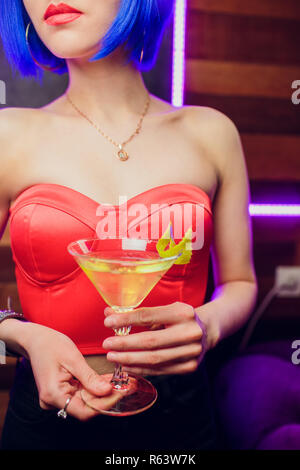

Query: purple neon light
[
  {"left": 249, "top": 204, "right": 300, "bottom": 216},
  {"left": 172, "top": 0, "right": 187, "bottom": 107}
]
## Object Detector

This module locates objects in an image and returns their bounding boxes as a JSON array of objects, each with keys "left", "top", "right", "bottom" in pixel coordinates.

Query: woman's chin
[
  {"left": 49, "top": 48, "right": 102, "bottom": 63},
  {"left": 43, "top": 40, "right": 101, "bottom": 61}
]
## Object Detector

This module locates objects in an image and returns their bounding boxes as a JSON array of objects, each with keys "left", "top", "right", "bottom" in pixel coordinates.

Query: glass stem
[
  {"left": 111, "top": 363, "right": 129, "bottom": 390},
  {"left": 110, "top": 307, "right": 133, "bottom": 390}
]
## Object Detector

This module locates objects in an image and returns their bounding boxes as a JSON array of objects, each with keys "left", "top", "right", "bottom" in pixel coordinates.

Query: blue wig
[{"left": 0, "top": 0, "right": 174, "bottom": 79}]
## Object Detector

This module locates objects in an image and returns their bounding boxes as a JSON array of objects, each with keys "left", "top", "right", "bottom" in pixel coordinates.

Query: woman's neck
[{"left": 65, "top": 51, "right": 150, "bottom": 124}]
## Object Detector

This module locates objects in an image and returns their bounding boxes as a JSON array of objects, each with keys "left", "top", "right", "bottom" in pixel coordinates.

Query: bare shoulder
[
  {"left": 181, "top": 105, "right": 241, "bottom": 146},
  {"left": 180, "top": 105, "right": 245, "bottom": 177},
  {"left": 151, "top": 96, "right": 238, "bottom": 140},
  {"left": 0, "top": 106, "right": 42, "bottom": 141},
  {"left": 0, "top": 105, "right": 37, "bottom": 121},
  {"left": 0, "top": 107, "right": 42, "bottom": 198},
  {"left": 0, "top": 107, "right": 40, "bottom": 161}
]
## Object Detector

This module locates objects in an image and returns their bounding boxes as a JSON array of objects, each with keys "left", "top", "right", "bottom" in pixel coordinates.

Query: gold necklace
[{"left": 66, "top": 92, "right": 151, "bottom": 161}]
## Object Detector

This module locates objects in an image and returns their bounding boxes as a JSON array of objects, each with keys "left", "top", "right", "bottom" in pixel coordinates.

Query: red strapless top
[{"left": 9, "top": 183, "right": 213, "bottom": 355}]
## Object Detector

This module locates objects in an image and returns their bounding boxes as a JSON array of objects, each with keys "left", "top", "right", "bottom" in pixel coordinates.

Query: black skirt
[{"left": 1, "top": 357, "right": 217, "bottom": 450}]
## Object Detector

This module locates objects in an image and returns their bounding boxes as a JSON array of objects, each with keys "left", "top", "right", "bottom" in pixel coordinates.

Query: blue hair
[{"left": 0, "top": 0, "right": 174, "bottom": 79}]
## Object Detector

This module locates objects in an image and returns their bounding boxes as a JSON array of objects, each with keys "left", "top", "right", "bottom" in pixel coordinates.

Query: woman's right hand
[{"left": 23, "top": 323, "right": 118, "bottom": 421}]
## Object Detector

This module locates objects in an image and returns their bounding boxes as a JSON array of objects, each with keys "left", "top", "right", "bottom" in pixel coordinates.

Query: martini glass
[{"left": 68, "top": 237, "right": 178, "bottom": 416}]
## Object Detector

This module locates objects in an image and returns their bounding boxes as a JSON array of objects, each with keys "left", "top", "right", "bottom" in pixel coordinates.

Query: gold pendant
[{"left": 117, "top": 145, "right": 129, "bottom": 162}]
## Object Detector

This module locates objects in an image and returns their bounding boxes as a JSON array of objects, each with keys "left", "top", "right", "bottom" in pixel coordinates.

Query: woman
[{"left": 0, "top": 0, "right": 257, "bottom": 450}]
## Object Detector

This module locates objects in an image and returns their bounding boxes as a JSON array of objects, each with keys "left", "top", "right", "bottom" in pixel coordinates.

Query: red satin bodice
[{"left": 9, "top": 183, "right": 213, "bottom": 355}]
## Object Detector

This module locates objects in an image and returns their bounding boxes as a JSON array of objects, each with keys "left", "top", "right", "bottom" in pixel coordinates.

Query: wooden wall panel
[
  {"left": 185, "top": 93, "right": 300, "bottom": 135},
  {"left": 186, "top": 60, "right": 299, "bottom": 98},
  {"left": 186, "top": 1, "right": 300, "bottom": 149},
  {"left": 187, "top": 11, "right": 300, "bottom": 65},
  {"left": 242, "top": 135, "right": 300, "bottom": 181},
  {"left": 189, "top": 0, "right": 300, "bottom": 20}
]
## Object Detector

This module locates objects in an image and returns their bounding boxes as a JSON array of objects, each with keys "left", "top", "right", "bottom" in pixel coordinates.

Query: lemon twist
[{"left": 156, "top": 222, "right": 192, "bottom": 265}]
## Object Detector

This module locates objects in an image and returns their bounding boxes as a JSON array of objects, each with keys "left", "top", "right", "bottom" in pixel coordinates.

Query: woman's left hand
[{"left": 102, "top": 302, "right": 206, "bottom": 376}]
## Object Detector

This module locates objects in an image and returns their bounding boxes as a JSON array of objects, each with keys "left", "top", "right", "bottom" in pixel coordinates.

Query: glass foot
[{"left": 80, "top": 373, "right": 157, "bottom": 416}]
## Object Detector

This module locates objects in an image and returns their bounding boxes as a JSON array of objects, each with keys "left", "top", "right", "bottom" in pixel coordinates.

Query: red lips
[{"left": 44, "top": 3, "right": 82, "bottom": 20}]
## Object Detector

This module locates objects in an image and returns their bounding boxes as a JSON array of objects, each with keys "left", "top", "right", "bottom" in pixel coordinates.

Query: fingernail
[
  {"left": 102, "top": 339, "right": 112, "bottom": 349},
  {"left": 104, "top": 317, "right": 114, "bottom": 327},
  {"left": 107, "top": 352, "right": 117, "bottom": 361},
  {"left": 104, "top": 307, "right": 113, "bottom": 317}
]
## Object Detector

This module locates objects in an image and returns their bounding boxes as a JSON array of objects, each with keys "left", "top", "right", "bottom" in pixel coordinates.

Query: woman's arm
[
  {"left": 0, "top": 191, "right": 29, "bottom": 356},
  {"left": 0, "top": 109, "right": 30, "bottom": 356},
  {"left": 193, "top": 108, "right": 258, "bottom": 349}
]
